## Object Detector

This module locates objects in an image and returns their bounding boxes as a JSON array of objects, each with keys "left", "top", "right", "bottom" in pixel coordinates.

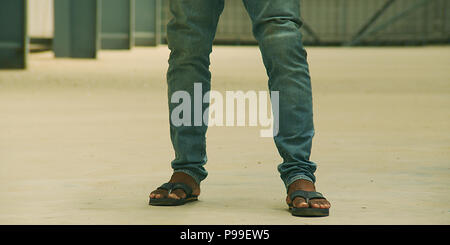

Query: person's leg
[
  {"left": 242, "top": 0, "right": 330, "bottom": 210},
  {"left": 150, "top": 0, "right": 224, "bottom": 201}
]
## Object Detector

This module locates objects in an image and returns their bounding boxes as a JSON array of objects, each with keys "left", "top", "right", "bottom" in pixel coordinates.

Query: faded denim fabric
[{"left": 167, "top": 0, "right": 317, "bottom": 189}]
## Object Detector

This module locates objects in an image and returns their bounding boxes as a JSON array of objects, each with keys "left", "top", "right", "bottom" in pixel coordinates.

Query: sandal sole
[
  {"left": 149, "top": 196, "right": 198, "bottom": 206},
  {"left": 289, "top": 206, "right": 329, "bottom": 217}
]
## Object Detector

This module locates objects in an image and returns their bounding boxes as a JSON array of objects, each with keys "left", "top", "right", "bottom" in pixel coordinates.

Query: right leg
[{"left": 150, "top": 0, "right": 224, "bottom": 201}]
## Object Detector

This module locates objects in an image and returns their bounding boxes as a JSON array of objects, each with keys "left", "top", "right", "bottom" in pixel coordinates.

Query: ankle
[
  {"left": 170, "top": 172, "right": 199, "bottom": 188},
  {"left": 288, "top": 179, "right": 316, "bottom": 194}
]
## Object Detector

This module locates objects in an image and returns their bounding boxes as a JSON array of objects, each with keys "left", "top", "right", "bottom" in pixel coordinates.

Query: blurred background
[
  {"left": 1, "top": 0, "right": 449, "bottom": 68},
  {"left": 0, "top": 0, "right": 449, "bottom": 225}
]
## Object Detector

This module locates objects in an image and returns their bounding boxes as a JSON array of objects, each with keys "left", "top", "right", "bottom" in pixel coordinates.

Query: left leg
[{"left": 242, "top": 0, "right": 330, "bottom": 212}]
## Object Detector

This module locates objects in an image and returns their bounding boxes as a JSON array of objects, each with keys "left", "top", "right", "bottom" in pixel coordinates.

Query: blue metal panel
[
  {"left": 0, "top": 0, "right": 27, "bottom": 69},
  {"left": 101, "top": 0, "right": 134, "bottom": 49},
  {"left": 53, "top": 0, "right": 100, "bottom": 58},
  {"left": 134, "top": 0, "right": 161, "bottom": 46}
]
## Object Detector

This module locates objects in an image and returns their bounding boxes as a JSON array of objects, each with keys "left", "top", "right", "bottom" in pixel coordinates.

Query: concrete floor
[{"left": 0, "top": 46, "right": 449, "bottom": 224}]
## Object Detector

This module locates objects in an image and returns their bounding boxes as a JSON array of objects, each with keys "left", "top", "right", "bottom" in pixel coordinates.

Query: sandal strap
[
  {"left": 290, "top": 190, "right": 326, "bottom": 203},
  {"left": 171, "top": 182, "right": 193, "bottom": 197},
  {"left": 289, "top": 190, "right": 309, "bottom": 202},
  {"left": 308, "top": 191, "right": 325, "bottom": 200},
  {"left": 157, "top": 183, "right": 174, "bottom": 191}
]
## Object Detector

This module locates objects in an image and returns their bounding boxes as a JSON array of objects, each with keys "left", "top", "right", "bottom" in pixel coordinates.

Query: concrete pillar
[
  {"left": 134, "top": 0, "right": 161, "bottom": 46},
  {"left": 101, "top": 0, "right": 134, "bottom": 49},
  {"left": 53, "top": 0, "right": 100, "bottom": 58},
  {"left": 0, "top": 0, "right": 28, "bottom": 69}
]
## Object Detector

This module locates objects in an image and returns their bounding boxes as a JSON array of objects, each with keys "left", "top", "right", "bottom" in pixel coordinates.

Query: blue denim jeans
[{"left": 167, "top": 0, "right": 317, "bottom": 190}]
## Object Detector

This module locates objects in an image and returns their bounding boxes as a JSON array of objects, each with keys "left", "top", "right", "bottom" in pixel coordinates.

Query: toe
[
  {"left": 168, "top": 189, "right": 186, "bottom": 200},
  {"left": 167, "top": 193, "right": 180, "bottom": 200},
  {"left": 310, "top": 200, "right": 321, "bottom": 208},
  {"left": 310, "top": 199, "right": 330, "bottom": 209},
  {"left": 150, "top": 190, "right": 168, "bottom": 199},
  {"left": 321, "top": 200, "right": 331, "bottom": 209},
  {"left": 311, "top": 203, "right": 320, "bottom": 208},
  {"left": 293, "top": 197, "right": 309, "bottom": 208}
]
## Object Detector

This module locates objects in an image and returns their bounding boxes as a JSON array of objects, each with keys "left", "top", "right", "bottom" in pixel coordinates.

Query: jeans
[{"left": 167, "top": 0, "right": 317, "bottom": 190}]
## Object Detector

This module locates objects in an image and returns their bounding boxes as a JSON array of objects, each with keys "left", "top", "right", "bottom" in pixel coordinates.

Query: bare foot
[
  {"left": 149, "top": 172, "right": 200, "bottom": 200},
  {"left": 286, "top": 179, "right": 331, "bottom": 209}
]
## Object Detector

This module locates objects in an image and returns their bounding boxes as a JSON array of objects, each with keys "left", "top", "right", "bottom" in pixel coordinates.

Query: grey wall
[{"left": 161, "top": 0, "right": 450, "bottom": 45}]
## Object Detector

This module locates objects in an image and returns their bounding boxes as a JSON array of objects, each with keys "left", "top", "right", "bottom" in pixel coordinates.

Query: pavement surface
[{"left": 0, "top": 46, "right": 449, "bottom": 224}]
